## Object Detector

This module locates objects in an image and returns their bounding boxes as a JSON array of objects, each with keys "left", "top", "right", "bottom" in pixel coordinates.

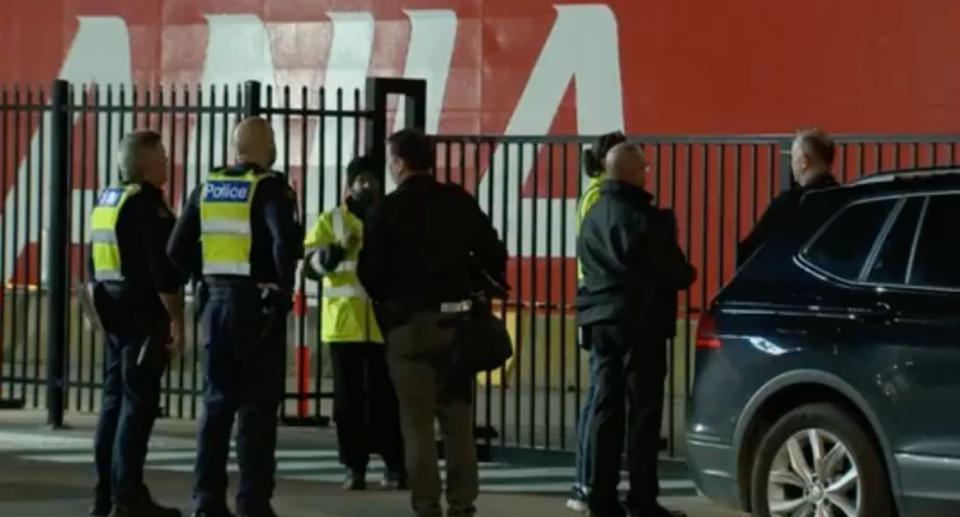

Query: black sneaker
[
  {"left": 343, "top": 469, "right": 366, "bottom": 491},
  {"left": 565, "top": 486, "right": 589, "bottom": 513}
]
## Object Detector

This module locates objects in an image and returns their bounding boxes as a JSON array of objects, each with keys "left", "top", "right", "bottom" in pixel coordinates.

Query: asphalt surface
[{"left": 0, "top": 410, "right": 746, "bottom": 517}]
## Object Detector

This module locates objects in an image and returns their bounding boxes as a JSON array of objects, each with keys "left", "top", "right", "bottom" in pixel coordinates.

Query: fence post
[
  {"left": 778, "top": 137, "right": 795, "bottom": 193},
  {"left": 46, "top": 79, "right": 70, "bottom": 428},
  {"left": 243, "top": 80, "right": 262, "bottom": 118},
  {"left": 363, "top": 77, "right": 427, "bottom": 190}
]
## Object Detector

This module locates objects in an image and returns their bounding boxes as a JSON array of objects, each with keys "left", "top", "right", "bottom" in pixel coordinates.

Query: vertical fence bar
[
  {"left": 47, "top": 80, "right": 70, "bottom": 426},
  {"left": 544, "top": 142, "right": 553, "bottom": 450},
  {"left": 683, "top": 144, "right": 693, "bottom": 408},
  {"left": 298, "top": 85, "right": 309, "bottom": 420},
  {"left": 89, "top": 85, "right": 101, "bottom": 412},
  {"left": 498, "top": 140, "right": 508, "bottom": 447},
  {"left": 573, "top": 141, "right": 583, "bottom": 435},
  {"left": 76, "top": 85, "right": 88, "bottom": 411},
  {"left": 513, "top": 142, "right": 522, "bottom": 446},
  {"left": 716, "top": 144, "right": 724, "bottom": 294},
  {"left": 177, "top": 85, "right": 188, "bottom": 418},
  {"left": 191, "top": 84, "right": 203, "bottom": 419},
  {"left": 529, "top": 142, "right": 538, "bottom": 450},
  {"left": 10, "top": 86, "right": 20, "bottom": 401},
  {"left": 335, "top": 89, "right": 343, "bottom": 205},
  {"left": 482, "top": 140, "right": 493, "bottom": 447},
  {"left": 732, "top": 144, "right": 741, "bottom": 271},
  {"left": 221, "top": 84, "right": 230, "bottom": 166},
  {"left": 34, "top": 86, "right": 46, "bottom": 408},
  {"left": 0, "top": 86, "right": 7, "bottom": 401},
  {"left": 23, "top": 86, "right": 33, "bottom": 405},
  {"left": 315, "top": 86, "right": 325, "bottom": 421},
  {"left": 559, "top": 141, "right": 568, "bottom": 449}
]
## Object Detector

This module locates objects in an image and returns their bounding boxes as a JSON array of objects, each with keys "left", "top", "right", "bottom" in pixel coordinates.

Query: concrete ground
[{"left": 0, "top": 410, "right": 746, "bottom": 517}]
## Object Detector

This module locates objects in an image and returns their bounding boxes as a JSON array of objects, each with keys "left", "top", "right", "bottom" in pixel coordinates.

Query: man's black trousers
[
  {"left": 329, "top": 342, "right": 406, "bottom": 476},
  {"left": 587, "top": 322, "right": 667, "bottom": 515}
]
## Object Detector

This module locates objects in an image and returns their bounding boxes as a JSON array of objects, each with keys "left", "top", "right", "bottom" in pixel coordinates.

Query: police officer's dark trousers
[
  {"left": 587, "top": 321, "right": 666, "bottom": 516},
  {"left": 329, "top": 342, "right": 405, "bottom": 475},
  {"left": 193, "top": 283, "right": 285, "bottom": 515},
  {"left": 93, "top": 326, "right": 165, "bottom": 506}
]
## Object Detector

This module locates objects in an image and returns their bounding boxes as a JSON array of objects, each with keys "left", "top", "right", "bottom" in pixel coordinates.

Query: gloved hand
[{"left": 318, "top": 243, "right": 347, "bottom": 272}]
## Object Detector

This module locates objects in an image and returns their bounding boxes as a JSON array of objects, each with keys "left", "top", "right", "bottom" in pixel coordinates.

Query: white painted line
[{"left": 0, "top": 431, "right": 93, "bottom": 451}]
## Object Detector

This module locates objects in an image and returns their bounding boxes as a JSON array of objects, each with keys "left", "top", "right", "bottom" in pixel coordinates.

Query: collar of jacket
[
  {"left": 224, "top": 162, "right": 267, "bottom": 175},
  {"left": 803, "top": 172, "right": 838, "bottom": 191},
  {"left": 600, "top": 179, "right": 654, "bottom": 205},
  {"left": 398, "top": 172, "right": 434, "bottom": 189},
  {"left": 123, "top": 180, "right": 162, "bottom": 197}
]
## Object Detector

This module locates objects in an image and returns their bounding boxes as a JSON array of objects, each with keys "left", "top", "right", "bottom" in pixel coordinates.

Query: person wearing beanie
[{"left": 302, "top": 155, "right": 407, "bottom": 491}]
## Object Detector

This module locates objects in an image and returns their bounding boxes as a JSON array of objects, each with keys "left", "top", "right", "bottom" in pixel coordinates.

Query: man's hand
[{"left": 166, "top": 317, "right": 185, "bottom": 359}]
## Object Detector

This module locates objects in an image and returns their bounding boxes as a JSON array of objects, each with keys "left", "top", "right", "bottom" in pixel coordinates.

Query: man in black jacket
[
  {"left": 737, "top": 128, "right": 838, "bottom": 267},
  {"left": 576, "top": 142, "right": 696, "bottom": 517},
  {"left": 358, "top": 129, "right": 507, "bottom": 517}
]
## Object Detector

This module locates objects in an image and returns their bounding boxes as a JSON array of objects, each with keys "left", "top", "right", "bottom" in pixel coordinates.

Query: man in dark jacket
[
  {"left": 737, "top": 128, "right": 839, "bottom": 267},
  {"left": 358, "top": 128, "right": 507, "bottom": 517},
  {"left": 576, "top": 142, "right": 696, "bottom": 517}
]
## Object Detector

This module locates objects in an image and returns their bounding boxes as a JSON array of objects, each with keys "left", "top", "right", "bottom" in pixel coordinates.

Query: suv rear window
[
  {"left": 804, "top": 199, "right": 897, "bottom": 280},
  {"left": 909, "top": 194, "right": 960, "bottom": 288}
]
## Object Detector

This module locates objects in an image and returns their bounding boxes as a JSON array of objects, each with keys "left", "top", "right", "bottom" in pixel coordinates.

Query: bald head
[
  {"left": 233, "top": 117, "right": 276, "bottom": 169},
  {"left": 605, "top": 142, "right": 648, "bottom": 188}
]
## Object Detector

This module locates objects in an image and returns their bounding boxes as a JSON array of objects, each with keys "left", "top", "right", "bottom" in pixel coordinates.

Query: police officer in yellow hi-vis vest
[
  {"left": 89, "top": 130, "right": 185, "bottom": 517},
  {"left": 167, "top": 118, "right": 303, "bottom": 517},
  {"left": 303, "top": 155, "right": 406, "bottom": 491}
]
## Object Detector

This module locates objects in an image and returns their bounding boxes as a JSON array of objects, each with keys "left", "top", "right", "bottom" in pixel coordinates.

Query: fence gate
[
  {"left": 0, "top": 77, "right": 427, "bottom": 428},
  {"left": 3, "top": 75, "right": 960, "bottom": 456}
]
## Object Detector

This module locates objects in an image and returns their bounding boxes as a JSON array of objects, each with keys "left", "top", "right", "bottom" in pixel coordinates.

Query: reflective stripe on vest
[
  {"left": 199, "top": 170, "right": 265, "bottom": 276},
  {"left": 89, "top": 184, "right": 142, "bottom": 282}
]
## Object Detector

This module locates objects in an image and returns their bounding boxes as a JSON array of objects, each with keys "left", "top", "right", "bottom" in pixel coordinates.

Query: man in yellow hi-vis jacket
[{"left": 303, "top": 156, "right": 406, "bottom": 491}]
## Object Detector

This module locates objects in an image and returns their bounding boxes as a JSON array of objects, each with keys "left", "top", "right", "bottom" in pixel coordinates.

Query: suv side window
[
  {"left": 909, "top": 194, "right": 960, "bottom": 289},
  {"left": 866, "top": 197, "right": 925, "bottom": 284},
  {"left": 804, "top": 199, "right": 897, "bottom": 280}
]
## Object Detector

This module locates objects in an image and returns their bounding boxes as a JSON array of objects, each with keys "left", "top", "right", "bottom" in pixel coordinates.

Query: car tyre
[{"left": 749, "top": 403, "right": 893, "bottom": 517}]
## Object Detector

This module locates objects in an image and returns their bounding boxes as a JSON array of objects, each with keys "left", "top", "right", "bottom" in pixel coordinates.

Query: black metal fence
[
  {"left": 432, "top": 133, "right": 960, "bottom": 454},
  {"left": 3, "top": 76, "right": 960, "bottom": 455}
]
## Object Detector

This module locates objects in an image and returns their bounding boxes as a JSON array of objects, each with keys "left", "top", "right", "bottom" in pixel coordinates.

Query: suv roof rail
[{"left": 853, "top": 166, "right": 960, "bottom": 185}]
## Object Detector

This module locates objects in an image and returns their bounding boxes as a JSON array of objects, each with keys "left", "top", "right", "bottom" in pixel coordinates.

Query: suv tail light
[{"left": 696, "top": 312, "right": 721, "bottom": 349}]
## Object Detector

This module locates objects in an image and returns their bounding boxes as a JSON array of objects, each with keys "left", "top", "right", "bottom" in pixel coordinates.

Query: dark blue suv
[{"left": 687, "top": 169, "right": 960, "bottom": 517}]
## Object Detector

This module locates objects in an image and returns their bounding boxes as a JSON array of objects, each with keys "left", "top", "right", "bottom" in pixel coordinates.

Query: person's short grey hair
[{"left": 117, "top": 130, "right": 163, "bottom": 183}]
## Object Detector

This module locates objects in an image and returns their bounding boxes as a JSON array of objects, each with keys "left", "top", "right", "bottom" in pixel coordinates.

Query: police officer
[
  {"left": 89, "top": 130, "right": 185, "bottom": 517},
  {"left": 302, "top": 155, "right": 406, "bottom": 491},
  {"left": 167, "top": 117, "right": 303, "bottom": 517}
]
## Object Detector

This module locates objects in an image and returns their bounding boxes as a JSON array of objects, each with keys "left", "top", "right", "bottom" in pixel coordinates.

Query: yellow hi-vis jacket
[
  {"left": 89, "top": 183, "right": 142, "bottom": 281},
  {"left": 304, "top": 204, "right": 383, "bottom": 344},
  {"left": 199, "top": 169, "right": 270, "bottom": 276},
  {"left": 577, "top": 173, "right": 606, "bottom": 281}
]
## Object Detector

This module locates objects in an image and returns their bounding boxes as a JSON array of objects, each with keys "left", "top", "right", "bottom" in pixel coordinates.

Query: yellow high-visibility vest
[
  {"left": 577, "top": 174, "right": 606, "bottom": 280},
  {"left": 304, "top": 204, "right": 383, "bottom": 344},
  {"left": 89, "top": 184, "right": 142, "bottom": 281},
  {"left": 199, "top": 169, "right": 268, "bottom": 276}
]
